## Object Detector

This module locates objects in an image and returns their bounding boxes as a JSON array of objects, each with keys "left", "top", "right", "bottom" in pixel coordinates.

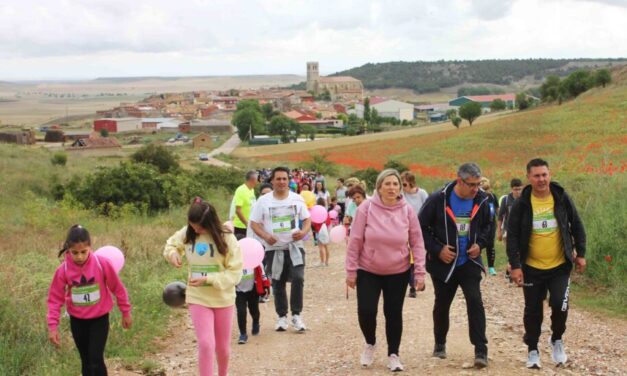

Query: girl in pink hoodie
[
  {"left": 47, "top": 225, "right": 132, "bottom": 376},
  {"left": 345, "top": 169, "right": 426, "bottom": 372}
]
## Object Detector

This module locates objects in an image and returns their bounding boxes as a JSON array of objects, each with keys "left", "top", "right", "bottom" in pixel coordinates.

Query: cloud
[{"left": 469, "top": 0, "right": 516, "bottom": 20}]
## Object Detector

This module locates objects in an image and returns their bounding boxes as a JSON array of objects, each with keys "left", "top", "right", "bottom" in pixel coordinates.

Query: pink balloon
[
  {"left": 329, "top": 226, "right": 346, "bottom": 243},
  {"left": 310, "top": 205, "right": 328, "bottom": 224},
  {"left": 95, "top": 246, "right": 125, "bottom": 274},
  {"left": 328, "top": 210, "right": 338, "bottom": 219},
  {"left": 238, "top": 238, "right": 264, "bottom": 269}
]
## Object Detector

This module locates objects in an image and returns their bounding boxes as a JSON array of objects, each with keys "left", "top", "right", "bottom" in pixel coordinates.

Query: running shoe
[
  {"left": 526, "top": 350, "right": 541, "bottom": 369},
  {"left": 360, "top": 344, "right": 376, "bottom": 367},
  {"left": 291, "top": 314, "right": 306, "bottom": 332},
  {"left": 549, "top": 338, "right": 567, "bottom": 365},
  {"left": 388, "top": 354, "right": 404, "bottom": 372},
  {"left": 275, "top": 316, "right": 288, "bottom": 331}
]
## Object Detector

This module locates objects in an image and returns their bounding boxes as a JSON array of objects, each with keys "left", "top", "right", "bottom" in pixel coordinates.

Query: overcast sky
[{"left": 0, "top": 0, "right": 625, "bottom": 80}]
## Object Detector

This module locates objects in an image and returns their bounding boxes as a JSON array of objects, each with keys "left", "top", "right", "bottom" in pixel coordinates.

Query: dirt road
[{"left": 125, "top": 241, "right": 625, "bottom": 376}]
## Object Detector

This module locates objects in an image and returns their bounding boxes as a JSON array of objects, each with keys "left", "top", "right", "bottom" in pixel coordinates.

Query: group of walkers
[{"left": 46, "top": 158, "right": 586, "bottom": 375}]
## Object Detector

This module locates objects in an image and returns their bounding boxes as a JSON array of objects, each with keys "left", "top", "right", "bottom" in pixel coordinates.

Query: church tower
[{"left": 306, "top": 62, "right": 319, "bottom": 94}]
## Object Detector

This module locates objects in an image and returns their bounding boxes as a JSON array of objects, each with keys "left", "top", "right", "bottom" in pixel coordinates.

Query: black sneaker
[
  {"left": 474, "top": 351, "right": 488, "bottom": 369},
  {"left": 252, "top": 322, "right": 260, "bottom": 336},
  {"left": 433, "top": 343, "right": 446, "bottom": 359}
]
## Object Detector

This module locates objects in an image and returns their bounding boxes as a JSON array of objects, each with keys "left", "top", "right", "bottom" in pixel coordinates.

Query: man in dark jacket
[
  {"left": 419, "top": 162, "right": 491, "bottom": 369},
  {"left": 507, "top": 158, "right": 586, "bottom": 369}
]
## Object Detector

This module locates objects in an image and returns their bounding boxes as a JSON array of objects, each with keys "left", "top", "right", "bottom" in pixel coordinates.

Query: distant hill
[{"left": 331, "top": 58, "right": 627, "bottom": 93}]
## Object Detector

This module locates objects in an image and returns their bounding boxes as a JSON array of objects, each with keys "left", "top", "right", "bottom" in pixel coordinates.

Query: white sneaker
[
  {"left": 360, "top": 344, "right": 375, "bottom": 367},
  {"left": 388, "top": 354, "right": 404, "bottom": 372},
  {"left": 291, "top": 314, "right": 306, "bottom": 332},
  {"left": 549, "top": 338, "right": 568, "bottom": 365},
  {"left": 275, "top": 316, "right": 288, "bottom": 331},
  {"left": 526, "top": 350, "right": 541, "bottom": 369}
]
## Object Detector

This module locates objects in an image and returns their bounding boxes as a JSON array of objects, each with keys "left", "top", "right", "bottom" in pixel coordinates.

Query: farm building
[
  {"left": 0, "top": 130, "right": 36, "bottom": 145},
  {"left": 192, "top": 133, "right": 214, "bottom": 149},
  {"left": 449, "top": 94, "right": 516, "bottom": 109},
  {"left": 93, "top": 118, "right": 142, "bottom": 133},
  {"left": 188, "top": 119, "right": 233, "bottom": 133},
  {"left": 355, "top": 98, "right": 415, "bottom": 121},
  {"left": 299, "top": 119, "right": 344, "bottom": 129},
  {"left": 44, "top": 130, "right": 66, "bottom": 142},
  {"left": 141, "top": 118, "right": 182, "bottom": 130}
]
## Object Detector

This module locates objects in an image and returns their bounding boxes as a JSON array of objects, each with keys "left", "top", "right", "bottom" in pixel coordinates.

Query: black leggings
[
  {"left": 486, "top": 222, "right": 496, "bottom": 268},
  {"left": 522, "top": 263, "right": 570, "bottom": 351},
  {"left": 70, "top": 313, "right": 109, "bottom": 376},
  {"left": 356, "top": 268, "right": 410, "bottom": 356},
  {"left": 236, "top": 290, "right": 260, "bottom": 334}
]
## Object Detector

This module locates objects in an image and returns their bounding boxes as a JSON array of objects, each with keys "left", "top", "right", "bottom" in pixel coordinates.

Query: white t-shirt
[
  {"left": 315, "top": 190, "right": 330, "bottom": 206},
  {"left": 403, "top": 188, "right": 429, "bottom": 216},
  {"left": 249, "top": 191, "right": 311, "bottom": 251}
]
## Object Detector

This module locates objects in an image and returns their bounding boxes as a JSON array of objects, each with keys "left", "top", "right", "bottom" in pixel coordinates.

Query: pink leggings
[{"left": 189, "top": 304, "right": 234, "bottom": 376}]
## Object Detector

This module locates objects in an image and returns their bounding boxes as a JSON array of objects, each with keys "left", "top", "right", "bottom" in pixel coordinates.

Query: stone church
[{"left": 306, "top": 62, "right": 363, "bottom": 100}]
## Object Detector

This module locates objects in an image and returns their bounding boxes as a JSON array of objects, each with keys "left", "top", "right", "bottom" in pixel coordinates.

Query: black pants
[
  {"left": 522, "top": 263, "right": 570, "bottom": 351},
  {"left": 264, "top": 248, "right": 305, "bottom": 316},
  {"left": 235, "top": 290, "right": 260, "bottom": 334},
  {"left": 431, "top": 262, "right": 487, "bottom": 353},
  {"left": 337, "top": 202, "right": 346, "bottom": 223},
  {"left": 486, "top": 222, "right": 496, "bottom": 268},
  {"left": 233, "top": 227, "right": 247, "bottom": 240},
  {"left": 70, "top": 313, "right": 109, "bottom": 376},
  {"left": 356, "top": 268, "right": 410, "bottom": 356}
]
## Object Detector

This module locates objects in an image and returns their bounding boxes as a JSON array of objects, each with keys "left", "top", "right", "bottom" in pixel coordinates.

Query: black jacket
[
  {"left": 506, "top": 182, "right": 586, "bottom": 270},
  {"left": 418, "top": 181, "right": 491, "bottom": 282}
]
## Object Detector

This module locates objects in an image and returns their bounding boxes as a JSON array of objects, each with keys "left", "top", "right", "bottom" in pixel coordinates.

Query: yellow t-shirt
[
  {"left": 232, "top": 184, "right": 256, "bottom": 229},
  {"left": 526, "top": 194, "right": 566, "bottom": 269},
  {"left": 163, "top": 226, "right": 243, "bottom": 307}
]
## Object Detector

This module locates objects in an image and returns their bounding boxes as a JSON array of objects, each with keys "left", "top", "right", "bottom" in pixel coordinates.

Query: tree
[
  {"left": 445, "top": 109, "right": 457, "bottom": 119},
  {"left": 233, "top": 107, "right": 265, "bottom": 141},
  {"left": 516, "top": 93, "right": 530, "bottom": 110},
  {"left": 595, "top": 69, "right": 611, "bottom": 88},
  {"left": 384, "top": 159, "right": 409, "bottom": 173},
  {"left": 490, "top": 99, "right": 507, "bottom": 111},
  {"left": 303, "top": 153, "right": 338, "bottom": 176},
  {"left": 261, "top": 103, "right": 275, "bottom": 120},
  {"left": 100, "top": 128, "right": 109, "bottom": 137},
  {"left": 370, "top": 108, "right": 380, "bottom": 125},
  {"left": 268, "top": 115, "right": 298, "bottom": 143},
  {"left": 301, "top": 124, "right": 316, "bottom": 141},
  {"left": 363, "top": 97, "right": 371, "bottom": 123},
  {"left": 458, "top": 102, "right": 482, "bottom": 126},
  {"left": 561, "top": 70, "right": 593, "bottom": 99},
  {"left": 131, "top": 144, "right": 180, "bottom": 173},
  {"left": 540, "top": 75, "right": 561, "bottom": 102},
  {"left": 337, "top": 113, "right": 349, "bottom": 125},
  {"left": 451, "top": 116, "right": 462, "bottom": 129},
  {"left": 320, "top": 88, "right": 332, "bottom": 101},
  {"left": 236, "top": 99, "right": 261, "bottom": 112}
]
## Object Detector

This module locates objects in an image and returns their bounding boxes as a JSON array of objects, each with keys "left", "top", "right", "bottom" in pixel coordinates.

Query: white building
[{"left": 355, "top": 98, "right": 415, "bottom": 121}]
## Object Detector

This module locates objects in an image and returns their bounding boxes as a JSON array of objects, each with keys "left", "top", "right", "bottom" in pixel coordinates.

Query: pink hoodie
[
  {"left": 345, "top": 193, "right": 426, "bottom": 283},
  {"left": 47, "top": 251, "right": 131, "bottom": 331}
]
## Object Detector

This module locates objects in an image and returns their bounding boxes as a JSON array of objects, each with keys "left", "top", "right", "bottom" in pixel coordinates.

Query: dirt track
[{"left": 122, "top": 241, "right": 626, "bottom": 375}]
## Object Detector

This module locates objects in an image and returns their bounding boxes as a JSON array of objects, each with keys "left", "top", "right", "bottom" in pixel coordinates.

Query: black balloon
[{"left": 162, "top": 281, "right": 187, "bottom": 307}]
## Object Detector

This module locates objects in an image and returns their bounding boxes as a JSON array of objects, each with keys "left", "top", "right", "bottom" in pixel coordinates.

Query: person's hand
[
  {"left": 438, "top": 245, "right": 456, "bottom": 264},
  {"left": 510, "top": 268, "right": 524, "bottom": 287},
  {"left": 497, "top": 231, "right": 503, "bottom": 242},
  {"left": 467, "top": 244, "right": 480, "bottom": 258},
  {"left": 346, "top": 276, "right": 356, "bottom": 289},
  {"left": 48, "top": 329, "right": 61, "bottom": 347},
  {"left": 188, "top": 277, "right": 208, "bottom": 287},
  {"left": 414, "top": 280, "right": 426, "bottom": 292},
  {"left": 168, "top": 252, "right": 182, "bottom": 268},
  {"left": 575, "top": 257, "right": 586, "bottom": 273},
  {"left": 264, "top": 234, "right": 278, "bottom": 245},
  {"left": 291, "top": 230, "right": 306, "bottom": 241},
  {"left": 122, "top": 315, "right": 132, "bottom": 330}
]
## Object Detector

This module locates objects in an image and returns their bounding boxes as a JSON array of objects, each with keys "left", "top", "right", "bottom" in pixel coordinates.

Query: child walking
[
  {"left": 164, "top": 198, "right": 243, "bottom": 376},
  {"left": 312, "top": 197, "right": 332, "bottom": 267},
  {"left": 47, "top": 225, "right": 132, "bottom": 376},
  {"left": 236, "top": 264, "right": 270, "bottom": 344}
]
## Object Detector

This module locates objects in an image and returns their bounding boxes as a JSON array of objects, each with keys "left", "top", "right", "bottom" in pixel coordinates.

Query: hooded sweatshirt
[
  {"left": 345, "top": 193, "right": 426, "bottom": 283},
  {"left": 47, "top": 251, "right": 131, "bottom": 331}
]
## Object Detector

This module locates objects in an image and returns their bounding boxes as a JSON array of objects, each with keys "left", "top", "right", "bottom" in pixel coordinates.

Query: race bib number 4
[
  {"left": 71, "top": 284, "right": 100, "bottom": 306},
  {"left": 191, "top": 264, "right": 220, "bottom": 279}
]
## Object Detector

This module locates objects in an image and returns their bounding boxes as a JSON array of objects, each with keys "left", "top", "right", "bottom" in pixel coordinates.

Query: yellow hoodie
[{"left": 164, "top": 226, "right": 243, "bottom": 308}]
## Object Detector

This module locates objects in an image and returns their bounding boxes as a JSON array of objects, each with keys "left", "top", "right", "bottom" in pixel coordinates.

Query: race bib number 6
[{"left": 71, "top": 284, "right": 101, "bottom": 306}]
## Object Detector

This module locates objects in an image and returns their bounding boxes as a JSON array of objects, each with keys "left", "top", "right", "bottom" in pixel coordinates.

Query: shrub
[
  {"left": 302, "top": 153, "right": 338, "bottom": 177},
  {"left": 352, "top": 167, "right": 380, "bottom": 191},
  {"left": 384, "top": 159, "right": 409, "bottom": 173},
  {"left": 50, "top": 152, "right": 67, "bottom": 166},
  {"left": 130, "top": 144, "right": 179, "bottom": 173}
]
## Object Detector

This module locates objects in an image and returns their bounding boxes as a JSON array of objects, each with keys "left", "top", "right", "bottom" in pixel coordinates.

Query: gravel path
[{"left": 119, "top": 242, "right": 626, "bottom": 375}]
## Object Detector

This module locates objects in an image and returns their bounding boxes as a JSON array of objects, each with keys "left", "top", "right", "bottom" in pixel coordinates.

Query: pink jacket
[
  {"left": 47, "top": 251, "right": 131, "bottom": 331},
  {"left": 345, "top": 193, "right": 426, "bottom": 283}
]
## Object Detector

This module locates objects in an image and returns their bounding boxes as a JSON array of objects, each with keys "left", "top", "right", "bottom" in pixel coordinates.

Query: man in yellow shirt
[
  {"left": 507, "top": 159, "right": 586, "bottom": 369},
  {"left": 233, "top": 171, "right": 259, "bottom": 240}
]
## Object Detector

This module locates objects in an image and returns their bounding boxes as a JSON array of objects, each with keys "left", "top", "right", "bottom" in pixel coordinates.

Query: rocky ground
[{"left": 115, "top": 242, "right": 626, "bottom": 375}]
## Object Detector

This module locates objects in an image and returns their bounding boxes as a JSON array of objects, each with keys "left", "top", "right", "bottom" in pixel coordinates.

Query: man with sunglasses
[{"left": 419, "top": 162, "right": 492, "bottom": 368}]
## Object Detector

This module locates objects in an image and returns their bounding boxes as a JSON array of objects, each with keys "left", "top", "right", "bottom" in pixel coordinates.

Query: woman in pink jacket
[
  {"left": 47, "top": 225, "right": 132, "bottom": 376},
  {"left": 345, "top": 169, "right": 426, "bottom": 372}
]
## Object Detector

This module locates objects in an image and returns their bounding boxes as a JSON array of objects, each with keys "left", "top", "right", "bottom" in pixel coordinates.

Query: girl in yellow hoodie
[{"left": 164, "top": 198, "right": 243, "bottom": 376}]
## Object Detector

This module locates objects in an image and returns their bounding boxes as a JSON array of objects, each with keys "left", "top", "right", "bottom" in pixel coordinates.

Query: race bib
[
  {"left": 270, "top": 206, "right": 297, "bottom": 234},
  {"left": 241, "top": 269, "right": 254, "bottom": 281},
  {"left": 191, "top": 264, "right": 220, "bottom": 279},
  {"left": 456, "top": 217, "right": 470, "bottom": 236},
  {"left": 71, "top": 284, "right": 100, "bottom": 306},
  {"left": 532, "top": 212, "right": 557, "bottom": 234}
]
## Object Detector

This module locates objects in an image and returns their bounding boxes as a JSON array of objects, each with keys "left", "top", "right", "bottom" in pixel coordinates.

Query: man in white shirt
[{"left": 250, "top": 167, "right": 311, "bottom": 332}]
